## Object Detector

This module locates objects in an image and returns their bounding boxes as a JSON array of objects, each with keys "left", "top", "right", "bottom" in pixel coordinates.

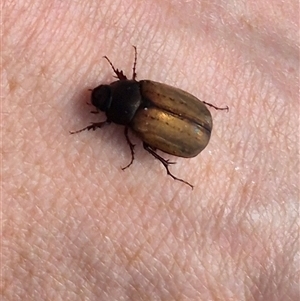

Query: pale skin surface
[{"left": 2, "top": 0, "right": 299, "bottom": 300}]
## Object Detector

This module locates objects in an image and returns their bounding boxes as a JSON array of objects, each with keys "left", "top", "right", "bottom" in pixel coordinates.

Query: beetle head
[{"left": 91, "top": 85, "right": 112, "bottom": 112}]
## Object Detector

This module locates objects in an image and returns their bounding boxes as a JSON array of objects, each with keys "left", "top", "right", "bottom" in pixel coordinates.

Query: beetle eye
[{"left": 91, "top": 85, "right": 112, "bottom": 112}]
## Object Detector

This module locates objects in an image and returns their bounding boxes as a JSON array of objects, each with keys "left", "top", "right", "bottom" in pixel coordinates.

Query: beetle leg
[
  {"left": 132, "top": 45, "right": 137, "bottom": 80},
  {"left": 103, "top": 56, "right": 127, "bottom": 81},
  {"left": 202, "top": 101, "right": 229, "bottom": 112},
  {"left": 143, "top": 143, "right": 194, "bottom": 189},
  {"left": 122, "top": 126, "right": 136, "bottom": 170},
  {"left": 69, "top": 120, "right": 110, "bottom": 134},
  {"left": 85, "top": 93, "right": 99, "bottom": 113}
]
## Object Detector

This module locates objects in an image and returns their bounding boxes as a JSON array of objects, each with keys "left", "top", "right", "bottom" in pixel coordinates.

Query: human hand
[{"left": 3, "top": 0, "right": 298, "bottom": 300}]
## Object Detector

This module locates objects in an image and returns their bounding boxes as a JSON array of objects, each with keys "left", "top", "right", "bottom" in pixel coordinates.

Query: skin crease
[{"left": 2, "top": 0, "right": 299, "bottom": 300}]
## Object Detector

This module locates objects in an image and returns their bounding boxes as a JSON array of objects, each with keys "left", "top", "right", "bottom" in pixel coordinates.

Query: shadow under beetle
[{"left": 70, "top": 47, "right": 228, "bottom": 189}]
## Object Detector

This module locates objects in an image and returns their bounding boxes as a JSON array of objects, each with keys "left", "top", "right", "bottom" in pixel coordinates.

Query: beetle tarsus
[
  {"left": 122, "top": 126, "right": 136, "bottom": 170},
  {"left": 202, "top": 101, "right": 229, "bottom": 112},
  {"left": 70, "top": 121, "right": 109, "bottom": 134},
  {"left": 143, "top": 143, "right": 194, "bottom": 189}
]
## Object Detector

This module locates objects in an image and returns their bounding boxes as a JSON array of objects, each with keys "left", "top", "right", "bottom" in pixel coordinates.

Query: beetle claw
[{"left": 121, "top": 162, "right": 133, "bottom": 170}]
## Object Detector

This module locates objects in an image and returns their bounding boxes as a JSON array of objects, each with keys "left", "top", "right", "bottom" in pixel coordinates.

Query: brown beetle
[{"left": 71, "top": 47, "right": 228, "bottom": 188}]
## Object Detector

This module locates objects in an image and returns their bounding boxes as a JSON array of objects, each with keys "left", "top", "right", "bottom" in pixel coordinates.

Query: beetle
[{"left": 70, "top": 47, "right": 228, "bottom": 188}]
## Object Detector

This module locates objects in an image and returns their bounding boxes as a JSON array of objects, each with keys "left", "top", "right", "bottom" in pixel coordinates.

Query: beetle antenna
[{"left": 103, "top": 55, "right": 127, "bottom": 80}]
